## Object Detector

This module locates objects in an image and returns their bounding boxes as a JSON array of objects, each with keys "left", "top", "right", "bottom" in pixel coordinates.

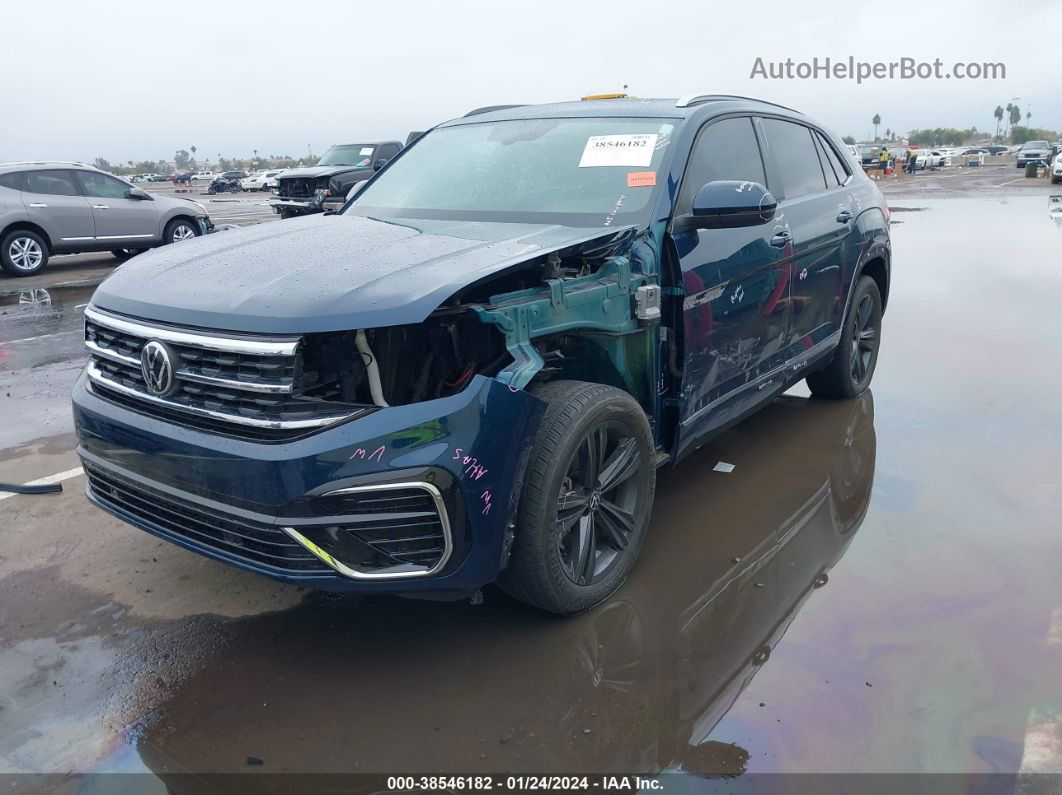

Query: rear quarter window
[{"left": 0, "top": 172, "right": 24, "bottom": 191}]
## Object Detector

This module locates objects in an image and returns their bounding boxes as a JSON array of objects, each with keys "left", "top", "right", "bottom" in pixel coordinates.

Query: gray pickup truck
[{"left": 269, "top": 141, "right": 403, "bottom": 218}]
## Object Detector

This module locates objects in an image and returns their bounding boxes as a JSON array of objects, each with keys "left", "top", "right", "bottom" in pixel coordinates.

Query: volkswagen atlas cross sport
[{"left": 72, "top": 94, "right": 890, "bottom": 615}]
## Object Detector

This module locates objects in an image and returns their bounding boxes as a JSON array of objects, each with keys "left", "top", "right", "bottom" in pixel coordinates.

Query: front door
[
  {"left": 20, "top": 169, "right": 95, "bottom": 245},
  {"left": 74, "top": 171, "right": 159, "bottom": 244},
  {"left": 672, "top": 116, "right": 794, "bottom": 445},
  {"left": 772, "top": 123, "right": 852, "bottom": 354}
]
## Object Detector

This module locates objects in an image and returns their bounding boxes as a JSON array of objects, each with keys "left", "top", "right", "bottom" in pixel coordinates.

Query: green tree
[
  {"left": 872, "top": 114, "right": 881, "bottom": 140},
  {"left": 174, "top": 149, "right": 191, "bottom": 169},
  {"left": 92, "top": 157, "right": 112, "bottom": 171},
  {"left": 993, "top": 105, "right": 1004, "bottom": 141},
  {"left": 842, "top": 135, "right": 856, "bottom": 145}
]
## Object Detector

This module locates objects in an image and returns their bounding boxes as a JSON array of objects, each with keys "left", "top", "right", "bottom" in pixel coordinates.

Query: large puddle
[{"left": 2, "top": 195, "right": 1062, "bottom": 786}]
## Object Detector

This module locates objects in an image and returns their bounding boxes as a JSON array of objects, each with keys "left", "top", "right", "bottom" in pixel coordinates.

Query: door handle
[
  {"left": 92, "top": 204, "right": 110, "bottom": 210},
  {"left": 836, "top": 210, "right": 853, "bottom": 223},
  {"left": 769, "top": 230, "right": 792, "bottom": 248},
  {"left": 28, "top": 202, "right": 48, "bottom": 208}
]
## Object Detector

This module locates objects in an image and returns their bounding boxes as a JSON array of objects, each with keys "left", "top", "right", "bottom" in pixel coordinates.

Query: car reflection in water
[{"left": 137, "top": 392, "right": 875, "bottom": 785}]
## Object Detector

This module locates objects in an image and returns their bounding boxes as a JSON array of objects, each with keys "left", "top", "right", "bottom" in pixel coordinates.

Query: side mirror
[
  {"left": 346, "top": 180, "right": 367, "bottom": 201},
  {"left": 373, "top": 158, "right": 389, "bottom": 171},
  {"left": 127, "top": 187, "right": 151, "bottom": 200},
  {"left": 677, "top": 180, "right": 776, "bottom": 231}
]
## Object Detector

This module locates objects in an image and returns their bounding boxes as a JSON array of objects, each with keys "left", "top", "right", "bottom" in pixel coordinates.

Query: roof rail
[
  {"left": 463, "top": 104, "right": 528, "bottom": 117},
  {"left": 675, "top": 94, "right": 801, "bottom": 113},
  {"left": 0, "top": 160, "right": 95, "bottom": 168}
]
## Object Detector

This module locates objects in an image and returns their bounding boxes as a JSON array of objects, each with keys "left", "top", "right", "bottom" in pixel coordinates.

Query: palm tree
[
  {"left": 190, "top": 145, "right": 197, "bottom": 169},
  {"left": 994, "top": 106, "right": 1004, "bottom": 141},
  {"left": 1008, "top": 104, "right": 1022, "bottom": 137},
  {"left": 872, "top": 114, "right": 881, "bottom": 140}
]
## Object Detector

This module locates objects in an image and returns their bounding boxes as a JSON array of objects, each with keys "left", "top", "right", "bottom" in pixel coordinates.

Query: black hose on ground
[{"left": 0, "top": 481, "right": 63, "bottom": 495}]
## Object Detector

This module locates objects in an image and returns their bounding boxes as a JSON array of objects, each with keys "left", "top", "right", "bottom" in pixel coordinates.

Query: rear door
[
  {"left": 758, "top": 118, "right": 850, "bottom": 356},
  {"left": 75, "top": 171, "right": 160, "bottom": 244},
  {"left": 20, "top": 170, "right": 96, "bottom": 245},
  {"left": 672, "top": 116, "right": 793, "bottom": 435}
]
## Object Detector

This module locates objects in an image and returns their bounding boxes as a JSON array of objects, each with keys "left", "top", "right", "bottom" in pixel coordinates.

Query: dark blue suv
[{"left": 72, "top": 95, "right": 890, "bottom": 614}]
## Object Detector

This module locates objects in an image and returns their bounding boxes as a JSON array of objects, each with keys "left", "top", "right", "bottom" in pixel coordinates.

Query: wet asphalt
[{"left": 1, "top": 163, "right": 1061, "bottom": 788}]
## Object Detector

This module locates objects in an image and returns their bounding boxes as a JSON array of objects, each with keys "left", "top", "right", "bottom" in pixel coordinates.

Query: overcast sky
[{"left": 2, "top": 0, "right": 1059, "bottom": 163}]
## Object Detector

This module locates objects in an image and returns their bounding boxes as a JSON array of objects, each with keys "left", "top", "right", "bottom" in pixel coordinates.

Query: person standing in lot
[
  {"left": 905, "top": 147, "right": 917, "bottom": 174},
  {"left": 879, "top": 146, "right": 891, "bottom": 175}
]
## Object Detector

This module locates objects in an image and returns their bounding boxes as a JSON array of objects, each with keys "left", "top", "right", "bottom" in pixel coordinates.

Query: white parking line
[
  {"left": 996, "top": 177, "right": 1028, "bottom": 188},
  {"left": 0, "top": 467, "right": 84, "bottom": 501}
]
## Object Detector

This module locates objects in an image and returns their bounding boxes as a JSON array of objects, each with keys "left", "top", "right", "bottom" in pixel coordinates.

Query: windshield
[
  {"left": 1023, "top": 141, "right": 1049, "bottom": 149},
  {"left": 348, "top": 117, "right": 675, "bottom": 227},
  {"left": 317, "top": 145, "right": 375, "bottom": 167}
]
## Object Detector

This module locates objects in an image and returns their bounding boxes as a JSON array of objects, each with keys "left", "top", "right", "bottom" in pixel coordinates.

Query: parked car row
[{"left": 0, "top": 161, "right": 212, "bottom": 276}]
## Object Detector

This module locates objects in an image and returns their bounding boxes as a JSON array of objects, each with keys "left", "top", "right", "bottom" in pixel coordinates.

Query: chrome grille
[{"left": 84, "top": 307, "right": 364, "bottom": 439}]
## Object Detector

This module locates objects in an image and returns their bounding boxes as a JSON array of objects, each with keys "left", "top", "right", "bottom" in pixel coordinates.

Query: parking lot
[{"left": 2, "top": 157, "right": 1061, "bottom": 786}]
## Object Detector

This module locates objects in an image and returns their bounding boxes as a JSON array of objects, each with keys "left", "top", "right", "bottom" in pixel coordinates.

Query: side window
[
  {"left": 815, "top": 131, "right": 850, "bottom": 186},
  {"left": 377, "top": 143, "right": 400, "bottom": 162},
  {"left": 677, "top": 117, "right": 767, "bottom": 214},
  {"left": 761, "top": 119, "right": 828, "bottom": 200},
  {"left": 0, "top": 172, "right": 24, "bottom": 191},
  {"left": 24, "top": 170, "right": 80, "bottom": 196},
  {"left": 76, "top": 171, "right": 131, "bottom": 199}
]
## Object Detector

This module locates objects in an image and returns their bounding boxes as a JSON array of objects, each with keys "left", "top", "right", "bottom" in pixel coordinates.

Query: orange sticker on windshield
[{"left": 627, "top": 171, "right": 657, "bottom": 187}]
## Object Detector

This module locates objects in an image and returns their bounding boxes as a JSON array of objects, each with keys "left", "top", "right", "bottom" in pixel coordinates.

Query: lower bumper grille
[{"left": 84, "top": 463, "right": 332, "bottom": 575}]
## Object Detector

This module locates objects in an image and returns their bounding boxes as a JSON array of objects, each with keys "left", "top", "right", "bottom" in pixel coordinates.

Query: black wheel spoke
[
  {"left": 582, "top": 427, "right": 607, "bottom": 487},
  {"left": 597, "top": 498, "right": 634, "bottom": 551},
  {"left": 597, "top": 438, "right": 640, "bottom": 494},
  {"left": 573, "top": 514, "right": 597, "bottom": 585},
  {"left": 556, "top": 490, "right": 589, "bottom": 529}
]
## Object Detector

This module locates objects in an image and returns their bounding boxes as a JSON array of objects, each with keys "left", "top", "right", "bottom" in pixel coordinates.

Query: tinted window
[
  {"left": 24, "top": 170, "right": 80, "bottom": 196},
  {"left": 677, "top": 117, "right": 766, "bottom": 213},
  {"left": 77, "top": 171, "right": 131, "bottom": 199},
  {"left": 816, "top": 132, "right": 849, "bottom": 186},
  {"left": 761, "top": 119, "right": 827, "bottom": 199},
  {"left": 0, "top": 172, "right": 23, "bottom": 191}
]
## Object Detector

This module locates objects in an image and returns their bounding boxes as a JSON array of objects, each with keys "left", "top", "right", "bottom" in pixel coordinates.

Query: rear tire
[
  {"left": 806, "top": 275, "right": 883, "bottom": 399},
  {"left": 111, "top": 248, "right": 145, "bottom": 259},
  {"left": 498, "top": 380, "right": 656, "bottom": 615},
  {"left": 1, "top": 230, "right": 49, "bottom": 276},
  {"left": 163, "top": 218, "right": 199, "bottom": 245}
]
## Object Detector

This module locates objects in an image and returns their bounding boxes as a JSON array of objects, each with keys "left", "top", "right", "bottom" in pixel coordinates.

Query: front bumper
[
  {"left": 268, "top": 197, "right": 344, "bottom": 213},
  {"left": 73, "top": 372, "right": 545, "bottom": 594}
]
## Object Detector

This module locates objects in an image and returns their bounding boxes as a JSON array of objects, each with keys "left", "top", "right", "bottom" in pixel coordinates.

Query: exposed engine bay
[{"left": 295, "top": 227, "right": 660, "bottom": 411}]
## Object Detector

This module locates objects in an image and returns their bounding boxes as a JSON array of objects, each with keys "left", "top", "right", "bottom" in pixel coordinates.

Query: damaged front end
[{"left": 73, "top": 223, "right": 661, "bottom": 593}]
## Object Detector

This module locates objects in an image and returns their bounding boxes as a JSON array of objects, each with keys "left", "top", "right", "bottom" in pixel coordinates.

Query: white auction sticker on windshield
[
  {"left": 359, "top": 147, "right": 373, "bottom": 156},
  {"left": 579, "top": 134, "right": 658, "bottom": 167}
]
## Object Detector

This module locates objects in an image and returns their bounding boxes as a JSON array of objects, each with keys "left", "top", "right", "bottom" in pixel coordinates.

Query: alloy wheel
[
  {"left": 850, "top": 292, "right": 878, "bottom": 384},
  {"left": 172, "top": 225, "right": 196, "bottom": 242},
  {"left": 555, "top": 421, "right": 644, "bottom": 586},
  {"left": 8, "top": 237, "right": 43, "bottom": 271}
]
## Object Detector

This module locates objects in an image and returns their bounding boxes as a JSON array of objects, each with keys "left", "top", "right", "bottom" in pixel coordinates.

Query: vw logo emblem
[
  {"left": 588, "top": 491, "right": 601, "bottom": 512},
  {"left": 140, "top": 340, "right": 176, "bottom": 396}
]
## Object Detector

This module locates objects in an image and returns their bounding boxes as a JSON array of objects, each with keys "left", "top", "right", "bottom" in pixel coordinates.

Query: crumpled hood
[
  {"left": 276, "top": 165, "right": 367, "bottom": 180},
  {"left": 91, "top": 213, "right": 633, "bottom": 334}
]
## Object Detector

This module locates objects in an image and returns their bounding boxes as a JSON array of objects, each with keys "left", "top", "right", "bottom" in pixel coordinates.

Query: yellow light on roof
[{"left": 581, "top": 93, "right": 628, "bottom": 101}]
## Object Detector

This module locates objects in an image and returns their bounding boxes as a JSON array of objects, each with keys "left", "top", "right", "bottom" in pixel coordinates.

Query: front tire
[
  {"left": 1, "top": 230, "right": 49, "bottom": 276},
  {"left": 499, "top": 381, "right": 656, "bottom": 615},
  {"left": 163, "top": 218, "right": 199, "bottom": 245},
  {"left": 806, "top": 275, "right": 883, "bottom": 399}
]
